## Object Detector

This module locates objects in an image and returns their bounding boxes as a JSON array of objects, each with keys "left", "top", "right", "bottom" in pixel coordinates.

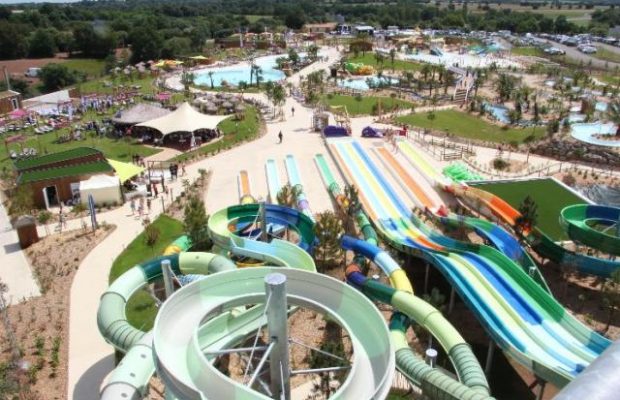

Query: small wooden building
[
  {"left": 15, "top": 147, "right": 115, "bottom": 208},
  {"left": 14, "top": 215, "right": 38, "bottom": 248},
  {"left": 0, "top": 90, "right": 22, "bottom": 115}
]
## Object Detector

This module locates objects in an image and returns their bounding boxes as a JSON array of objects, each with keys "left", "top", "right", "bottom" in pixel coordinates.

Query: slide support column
[
  {"left": 424, "top": 262, "right": 430, "bottom": 294},
  {"left": 265, "top": 273, "right": 291, "bottom": 400},
  {"left": 536, "top": 381, "right": 546, "bottom": 400},
  {"left": 485, "top": 340, "right": 494, "bottom": 376},
  {"left": 161, "top": 259, "right": 175, "bottom": 299},
  {"left": 448, "top": 287, "right": 456, "bottom": 314}
]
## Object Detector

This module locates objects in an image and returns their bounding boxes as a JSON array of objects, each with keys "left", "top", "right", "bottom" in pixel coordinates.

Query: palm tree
[
  {"left": 607, "top": 101, "right": 620, "bottom": 136},
  {"left": 389, "top": 48, "right": 396, "bottom": 72},
  {"left": 207, "top": 71, "right": 215, "bottom": 89},
  {"left": 495, "top": 73, "right": 515, "bottom": 103},
  {"left": 515, "top": 195, "right": 538, "bottom": 235},
  {"left": 254, "top": 66, "right": 263, "bottom": 87},
  {"left": 276, "top": 184, "right": 299, "bottom": 208},
  {"left": 271, "top": 83, "right": 286, "bottom": 119}
]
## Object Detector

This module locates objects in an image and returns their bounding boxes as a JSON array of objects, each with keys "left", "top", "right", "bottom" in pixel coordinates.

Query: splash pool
[
  {"left": 571, "top": 122, "right": 620, "bottom": 147},
  {"left": 194, "top": 54, "right": 286, "bottom": 87},
  {"left": 485, "top": 103, "right": 510, "bottom": 124},
  {"left": 337, "top": 76, "right": 398, "bottom": 91}
]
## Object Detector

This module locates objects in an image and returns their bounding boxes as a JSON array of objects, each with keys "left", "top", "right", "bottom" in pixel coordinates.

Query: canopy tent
[
  {"left": 111, "top": 103, "right": 170, "bottom": 125},
  {"left": 107, "top": 158, "right": 145, "bottom": 182},
  {"left": 136, "top": 102, "right": 230, "bottom": 137},
  {"left": 79, "top": 174, "right": 122, "bottom": 206}
]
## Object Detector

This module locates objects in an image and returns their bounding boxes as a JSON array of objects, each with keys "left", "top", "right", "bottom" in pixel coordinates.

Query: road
[{"left": 538, "top": 38, "right": 620, "bottom": 70}]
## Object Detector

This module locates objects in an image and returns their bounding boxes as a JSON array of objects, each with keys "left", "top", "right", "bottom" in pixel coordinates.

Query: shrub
[
  {"left": 562, "top": 174, "right": 577, "bottom": 186},
  {"left": 492, "top": 158, "right": 510, "bottom": 170}
]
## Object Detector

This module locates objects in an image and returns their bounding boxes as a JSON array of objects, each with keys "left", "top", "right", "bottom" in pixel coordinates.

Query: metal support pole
[
  {"left": 448, "top": 286, "right": 456, "bottom": 314},
  {"left": 265, "top": 273, "right": 290, "bottom": 400},
  {"left": 536, "top": 380, "right": 546, "bottom": 400},
  {"left": 425, "top": 348, "right": 438, "bottom": 368},
  {"left": 485, "top": 340, "right": 495, "bottom": 376},
  {"left": 161, "top": 260, "right": 174, "bottom": 299},
  {"left": 260, "top": 202, "right": 268, "bottom": 242},
  {"left": 424, "top": 263, "right": 430, "bottom": 294}
]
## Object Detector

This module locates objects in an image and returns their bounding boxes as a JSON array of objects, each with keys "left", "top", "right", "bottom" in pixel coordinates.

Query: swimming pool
[
  {"left": 485, "top": 103, "right": 510, "bottom": 124},
  {"left": 337, "top": 76, "right": 398, "bottom": 91},
  {"left": 194, "top": 54, "right": 286, "bottom": 87},
  {"left": 595, "top": 102, "right": 608, "bottom": 113},
  {"left": 571, "top": 122, "right": 620, "bottom": 147}
]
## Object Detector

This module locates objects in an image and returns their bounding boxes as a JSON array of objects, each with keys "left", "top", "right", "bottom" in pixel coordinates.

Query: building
[
  {"left": 353, "top": 25, "right": 375, "bottom": 36},
  {"left": 303, "top": 23, "right": 337, "bottom": 34},
  {"left": 15, "top": 147, "right": 115, "bottom": 208},
  {"left": 0, "top": 90, "right": 22, "bottom": 115}
]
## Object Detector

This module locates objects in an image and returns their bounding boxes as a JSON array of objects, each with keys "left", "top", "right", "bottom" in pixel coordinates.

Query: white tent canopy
[
  {"left": 79, "top": 174, "right": 122, "bottom": 206},
  {"left": 136, "top": 102, "right": 230, "bottom": 137}
]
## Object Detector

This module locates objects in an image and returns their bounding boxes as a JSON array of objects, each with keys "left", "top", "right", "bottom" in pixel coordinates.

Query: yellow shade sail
[{"left": 107, "top": 158, "right": 145, "bottom": 182}]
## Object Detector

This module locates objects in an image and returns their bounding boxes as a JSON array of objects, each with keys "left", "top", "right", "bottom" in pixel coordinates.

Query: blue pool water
[
  {"left": 595, "top": 102, "right": 608, "bottom": 112},
  {"left": 486, "top": 103, "right": 510, "bottom": 124},
  {"left": 571, "top": 122, "right": 620, "bottom": 147},
  {"left": 568, "top": 113, "right": 586, "bottom": 123},
  {"left": 337, "top": 76, "right": 398, "bottom": 91},
  {"left": 194, "top": 54, "right": 286, "bottom": 87}
]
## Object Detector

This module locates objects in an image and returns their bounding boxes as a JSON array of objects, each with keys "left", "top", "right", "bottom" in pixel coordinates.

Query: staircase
[{"left": 453, "top": 88, "right": 468, "bottom": 103}]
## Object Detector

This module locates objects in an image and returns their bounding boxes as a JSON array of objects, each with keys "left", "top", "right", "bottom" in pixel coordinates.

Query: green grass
[
  {"left": 346, "top": 53, "right": 423, "bottom": 73},
  {"left": 511, "top": 47, "right": 545, "bottom": 57},
  {"left": 396, "top": 110, "right": 544, "bottom": 144},
  {"left": 326, "top": 94, "right": 414, "bottom": 116},
  {"left": 592, "top": 47, "right": 620, "bottom": 64},
  {"left": 63, "top": 58, "right": 106, "bottom": 79},
  {"left": 109, "top": 214, "right": 184, "bottom": 330},
  {"left": 77, "top": 75, "right": 157, "bottom": 95},
  {"left": 173, "top": 106, "right": 261, "bottom": 162},
  {"left": 597, "top": 73, "right": 620, "bottom": 86},
  {"left": 472, "top": 178, "right": 586, "bottom": 241}
]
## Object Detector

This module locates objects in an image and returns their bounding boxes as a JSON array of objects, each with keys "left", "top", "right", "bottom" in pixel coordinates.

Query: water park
[{"left": 2, "top": 18, "right": 620, "bottom": 400}]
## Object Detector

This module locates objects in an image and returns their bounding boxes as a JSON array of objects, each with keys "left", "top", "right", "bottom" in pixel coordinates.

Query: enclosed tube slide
[
  {"left": 330, "top": 139, "right": 610, "bottom": 387},
  {"left": 560, "top": 204, "right": 620, "bottom": 257},
  {"left": 285, "top": 154, "right": 315, "bottom": 222}
]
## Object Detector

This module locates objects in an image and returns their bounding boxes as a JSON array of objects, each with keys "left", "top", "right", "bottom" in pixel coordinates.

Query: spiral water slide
[
  {"left": 97, "top": 204, "right": 318, "bottom": 399},
  {"left": 329, "top": 139, "right": 610, "bottom": 388},
  {"left": 285, "top": 154, "right": 315, "bottom": 222},
  {"left": 316, "top": 152, "right": 493, "bottom": 399},
  {"left": 390, "top": 142, "right": 546, "bottom": 289}
]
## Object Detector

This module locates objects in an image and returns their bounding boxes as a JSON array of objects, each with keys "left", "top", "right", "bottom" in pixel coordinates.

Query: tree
[
  {"left": 183, "top": 194, "right": 211, "bottom": 250},
  {"left": 313, "top": 211, "right": 344, "bottom": 272},
  {"left": 161, "top": 37, "right": 191, "bottom": 59},
  {"left": 143, "top": 221, "right": 161, "bottom": 256},
  {"left": 515, "top": 195, "right": 538, "bottom": 234},
  {"left": 602, "top": 269, "right": 620, "bottom": 333},
  {"left": 39, "top": 63, "right": 77, "bottom": 92},
  {"left": 355, "top": 93, "right": 363, "bottom": 114},
  {"left": 495, "top": 73, "right": 516, "bottom": 103},
  {"left": 284, "top": 9, "right": 306, "bottom": 30},
  {"left": 37, "top": 211, "right": 52, "bottom": 235},
  {"left": 129, "top": 26, "right": 162, "bottom": 63},
  {"left": 426, "top": 111, "right": 436, "bottom": 133},
  {"left": 207, "top": 71, "right": 214, "bottom": 89},
  {"left": 607, "top": 101, "right": 620, "bottom": 136},
  {"left": 28, "top": 29, "right": 57, "bottom": 58},
  {"left": 270, "top": 83, "right": 286, "bottom": 119},
  {"left": 342, "top": 184, "right": 361, "bottom": 235},
  {"left": 287, "top": 48, "right": 300, "bottom": 66},
  {"left": 307, "top": 44, "right": 319, "bottom": 61},
  {"left": 276, "top": 183, "right": 299, "bottom": 208},
  {"left": 0, "top": 23, "right": 28, "bottom": 60},
  {"left": 389, "top": 48, "right": 396, "bottom": 72},
  {"left": 72, "top": 23, "right": 115, "bottom": 59}
]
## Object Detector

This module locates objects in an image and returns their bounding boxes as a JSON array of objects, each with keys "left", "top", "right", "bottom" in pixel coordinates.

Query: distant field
[
  {"left": 459, "top": 2, "right": 604, "bottom": 25},
  {"left": 396, "top": 110, "right": 544, "bottom": 144},
  {"left": 63, "top": 58, "right": 105, "bottom": 78},
  {"left": 472, "top": 178, "right": 587, "bottom": 241}
]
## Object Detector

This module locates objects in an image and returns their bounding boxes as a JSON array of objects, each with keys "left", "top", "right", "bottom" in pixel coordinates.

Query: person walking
[
  {"left": 130, "top": 198, "right": 136, "bottom": 215},
  {"left": 146, "top": 198, "right": 152, "bottom": 214},
  {"left": 291, "top": 106, "right": 295, "bottom": 117},
  {"left": 278, "top": 131, "right": 283, "bottom": 144}
]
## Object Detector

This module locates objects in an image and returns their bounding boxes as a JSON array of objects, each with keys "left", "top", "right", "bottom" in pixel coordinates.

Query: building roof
[
  {"left": 18, "top": 160, "right": 113, "bottom": 184},
  {"left": 136, "top": 102, "right": 230, "bottom": 136},
  {"left": 304, "top": 23, "right": 337, "bottom": 28},
  {"left": 14, "top": 147, "right": 102, "bottom": 171},
  {"left": 22, "top": 89, "right": 72, "bottom": 106},
  {"left": 0, "top": 90, "right": 20, "bottom": 99},
  {"left": 111, "top": 103, "right": 171, "bottom": 125}
]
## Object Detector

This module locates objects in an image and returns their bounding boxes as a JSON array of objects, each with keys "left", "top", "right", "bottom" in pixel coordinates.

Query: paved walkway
[{"left": 0, "top": 203, "right": 40, "bottom": 305}]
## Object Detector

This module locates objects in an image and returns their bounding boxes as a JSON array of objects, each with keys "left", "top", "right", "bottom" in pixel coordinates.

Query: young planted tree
[
  {"left": 276, "top": 183, "right": 299, "bottom": 208},
  {"left": 602, "top": 269, "right": 620, "bottom": 333},
  {"left": 313, "top": 211, "right": 344, "bottom": 273},
  {"left": 207, "top": 71, "right": 215, "bottom": 89},
  {"left": 144, "top": 221, "right": 161, "bottom": 256},
  {"left": 515, "top": 195, "right": 538, "bottom": 235},
  {"left": 183, "top": 194, "right": 211, "bottom": 250}
]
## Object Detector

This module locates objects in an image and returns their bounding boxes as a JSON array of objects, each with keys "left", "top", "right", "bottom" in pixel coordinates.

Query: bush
[
  {"left": 562, "top": 174, "right": 577, "bottom": 186},
  {"left": 492, "top": 158, "right": 510, "bottom": 171}
]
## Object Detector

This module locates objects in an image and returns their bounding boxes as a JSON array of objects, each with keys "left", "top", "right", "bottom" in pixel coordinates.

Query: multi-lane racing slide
[
  {"left": 390, "top": 142, "right": 548, "bottom": 289},
  {"left": 285, "top": 154, "right": 315, "bottom": 222},
  {"left": 238, "top": 170, "right": 255, "bottom": 204},
  {"left": 329, "top": 139, "right": 610, "bottom": 387},
  {"left": 265, "top": 159, "right": 281, "bottom": 203}
]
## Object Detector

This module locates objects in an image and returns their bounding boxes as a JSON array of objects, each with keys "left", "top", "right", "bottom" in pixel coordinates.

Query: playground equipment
[
  {"left": 330, "top": 105, "right": 352, "bottom": 131},
  {"left": 345, "top": 62, "right": 375, "bottom": 75},
  {"left": 238, "top": 170, "right": 255, "bottom": 204},
  {"left": 329, "top": 139, "right": 610, "bottom": 388},
  {"left": 361, "top": 126, "right": 384, "bottom": 138},
  {"left": 285, "top": 154, "right": 315, "bottom": 222}
]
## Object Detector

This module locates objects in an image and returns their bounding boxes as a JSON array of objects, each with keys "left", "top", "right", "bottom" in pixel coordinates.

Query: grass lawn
[
  {"left": 511, "top": 47, "right": 545, "bottom": 57},
  {"left": 1, "top": 109, "right": 160, "bottom": 171},
  {"left": 396, "top": 110, "right": 544, "bottom": 144},
  {"left": 109, "top": 214, "right": 185, "bottom": 330},
  {"left": 63, "top": 58, "right": 106, "bottom": 79},
  {"left": 78, "top": 75, "right": 157, "bottom": 95},
  {"left": 326, "top": 94, "right": 414, "bottom": 116},
  {"left": 472, "top": 178, "right": 587, "bottom": 241},
  {"left": 346, "top": 53, "right": 422, "bottom": 73},
  {"left": 173, "top": 106, "right": 261, "bottom": 162},
  {"left": 593, "top": 47, "right": 620, "bottom": 64}
]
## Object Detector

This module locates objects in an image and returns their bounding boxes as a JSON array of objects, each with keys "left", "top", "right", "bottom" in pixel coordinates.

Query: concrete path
[{"left": 0, "top": 203, "right": 40, "bottom": 304}]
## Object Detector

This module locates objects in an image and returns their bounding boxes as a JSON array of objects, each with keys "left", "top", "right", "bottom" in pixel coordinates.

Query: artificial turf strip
[
  {"left": 14, "top": 146, "right": 101, "bottom": 170},
  {"left": 18, "top": 160, "right": 113, "bottom": 183},
  {"left": 472, "top": 178, "right": 587, "bottom": 241}
]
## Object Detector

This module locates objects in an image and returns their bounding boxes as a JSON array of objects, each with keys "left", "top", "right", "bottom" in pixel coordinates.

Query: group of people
[
  {"left": 168, "top": 162, "right": 186, "bottom": 180},
  {"left": 129, "top": 196, "right": 151, "bottom": 217}
]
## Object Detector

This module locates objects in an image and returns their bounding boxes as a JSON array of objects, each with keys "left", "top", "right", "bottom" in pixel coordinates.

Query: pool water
[
  {"left": 337, "top": 76, "right": 398, "bottom": 91},
  {"left": 571, "top": 122, "right": 620, "bottom": 147},
  {"left": 485, "top": 103, "right": 510, "bottom": 124},
  {"left": 595, "top": 102, "right": 608, "bottom": 112},
  {"left": 568, "top": 113, "right": 586, "bottom": 123},
  {"left": 194, "top": 54, "right": 286, "bottom": 87}
]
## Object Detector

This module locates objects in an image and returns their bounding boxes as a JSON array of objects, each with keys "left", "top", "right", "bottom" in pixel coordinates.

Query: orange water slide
[
  {"left": 376, "top": 148, "right": 439, "bottom": 211},
  {"left": 239, "top": 170, "right": 251, "bottom": 196},
  {"left": 457, "top": 185, "right": 521, "bottom": 226}
]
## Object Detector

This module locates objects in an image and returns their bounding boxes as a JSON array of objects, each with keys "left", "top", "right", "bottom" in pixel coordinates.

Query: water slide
[
  {"left": 238, "top": 170, "right": 255, "bottom": 204},
  {"left": 560, "top": 204, "right": 620, "bottom": 257},
  {"left": 316, "top": 151, "right": 494, "bottom": 399},
  {"left": 265, "top": 159, "right": 281, "bottom": 204},
  {"left": 285, "top": 154, "right": 315, "bottom": 222},
  {"left": 329, "top": 139, "right": 610, "bottom": 387},
  {"left": 98, "top": 204, "right": 316, "bottom": 399},
  {"left": 392, "top": 142, "right": 546, "bottom": 288}
]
